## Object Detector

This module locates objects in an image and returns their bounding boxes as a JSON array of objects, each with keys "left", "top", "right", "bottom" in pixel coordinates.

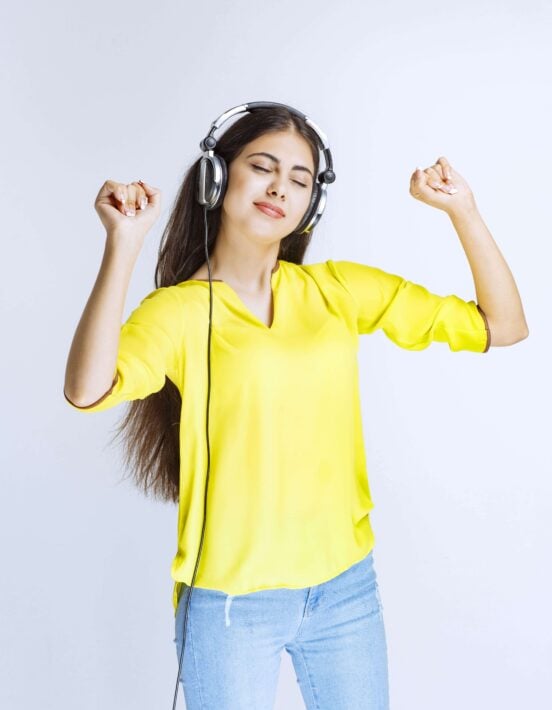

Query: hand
[
  {"left": 409, "top": 157, "right": 476, "bottom": 216},
  {"left": 94, "top": 179, "right": 162, "bottom": 248}
]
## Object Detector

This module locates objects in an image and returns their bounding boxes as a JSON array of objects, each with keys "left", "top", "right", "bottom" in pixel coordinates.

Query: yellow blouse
[{"left": 64, "top": 259, "right": 490, "bottom": 614}]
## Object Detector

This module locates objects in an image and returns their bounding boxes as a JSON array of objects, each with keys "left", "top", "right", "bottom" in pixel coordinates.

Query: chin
[{"left": 248, "top": 218, "right": 284, "bottom": 233}]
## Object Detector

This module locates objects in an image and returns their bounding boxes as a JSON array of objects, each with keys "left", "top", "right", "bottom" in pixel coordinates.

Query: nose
[{"left": 268, "top": 179, "right": 286, "bottom": 201}]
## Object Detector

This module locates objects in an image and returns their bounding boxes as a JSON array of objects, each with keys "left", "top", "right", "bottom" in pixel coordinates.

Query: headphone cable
[{"left": 171, "top": 204, "right": 213, "bottom": 709}]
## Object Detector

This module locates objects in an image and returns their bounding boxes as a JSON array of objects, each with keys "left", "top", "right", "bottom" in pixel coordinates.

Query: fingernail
[
  {"left": 140, "top": 198, "right": 147, "bottom": 209},
  {"left": 125, "top": 208, "right": 135, "bottom": 216}
]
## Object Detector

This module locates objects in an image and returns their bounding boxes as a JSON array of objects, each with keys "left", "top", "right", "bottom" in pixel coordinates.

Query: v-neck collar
[{"left": 187, "top": 259, "right": 284, "bottom": 331}]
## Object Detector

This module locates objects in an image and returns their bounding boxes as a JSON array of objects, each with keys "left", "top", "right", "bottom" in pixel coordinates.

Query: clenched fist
[
  {"left": 94, "top": 179, "right": 162, "bottom": 249},
  {"left": 409, "top": 157, "right": 476, "bottom": 216}
]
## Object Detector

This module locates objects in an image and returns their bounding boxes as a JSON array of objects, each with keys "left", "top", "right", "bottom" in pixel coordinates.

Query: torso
[{"left": 188, "top": 266, "right": 274, "bottom": 328}]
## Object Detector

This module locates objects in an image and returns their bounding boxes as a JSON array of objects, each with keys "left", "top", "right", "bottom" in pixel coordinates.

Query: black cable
[{"left": 171, "top": 205, "right": 213, "bottom": 708}]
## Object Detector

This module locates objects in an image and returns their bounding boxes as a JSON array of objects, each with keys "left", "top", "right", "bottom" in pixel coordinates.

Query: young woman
[{"left": 63, "top": 105, "right": 528, "bottom": 709}]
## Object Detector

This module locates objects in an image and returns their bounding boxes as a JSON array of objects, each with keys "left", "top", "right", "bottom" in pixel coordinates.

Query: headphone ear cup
[
  {"left": 197, "top": 154, "right": 228, "bottom": 209},
  {"left": 197, "top": 155, "right": 213, "bottom": 206},
  {"left": 210, "top": 156, "right": 227, "bottom": 210},
  {"left": 294, "top": 182, "right": 320, "bottom": 235}
]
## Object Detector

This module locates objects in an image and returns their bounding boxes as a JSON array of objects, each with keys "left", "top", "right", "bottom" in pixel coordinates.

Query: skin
[{"left": 189, "top": 130, "right": 316, "bottom": 317}]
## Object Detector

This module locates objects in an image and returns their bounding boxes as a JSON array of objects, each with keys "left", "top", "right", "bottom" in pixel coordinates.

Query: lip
[{"left": 254, "top": 202, "right": 285, "bottom": 218}]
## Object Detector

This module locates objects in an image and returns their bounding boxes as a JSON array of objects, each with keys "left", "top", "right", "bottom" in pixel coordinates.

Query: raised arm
[
  {"left": 63, "top": 237, "right": 139, "bottom": 407},
  {"left": 410, "top": 157, "right": 529, "bottom": 346},
  {"left": 64, "top": 178, "right": 162, "bottom": 408}
]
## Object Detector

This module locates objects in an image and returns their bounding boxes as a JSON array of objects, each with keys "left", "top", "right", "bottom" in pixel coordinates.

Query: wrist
[
  {"left": 105, "top": 231, "right": 143, "bottom": 258},
  {"left": 447, "top": 198, "right": 479, "bottom": 221}
]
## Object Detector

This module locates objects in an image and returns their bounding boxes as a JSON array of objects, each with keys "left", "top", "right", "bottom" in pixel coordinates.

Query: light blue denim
[{"left": 173, "top": 549, "right": 390, "bottom": 709}]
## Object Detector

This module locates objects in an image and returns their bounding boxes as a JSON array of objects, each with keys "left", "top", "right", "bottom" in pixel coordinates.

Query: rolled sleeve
[
  {"left": 328, "top": 260, "right": 490, "bottom": 353},
  {"left": 64, "top": 286, "right": 183, "bottom": 413}
]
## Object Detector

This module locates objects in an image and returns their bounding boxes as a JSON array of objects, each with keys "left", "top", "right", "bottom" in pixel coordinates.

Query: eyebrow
[{"left": 246, "top": 152, "right": 314, "bottom": 179}]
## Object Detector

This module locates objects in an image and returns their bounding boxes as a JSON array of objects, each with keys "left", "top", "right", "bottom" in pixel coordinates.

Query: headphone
[{"left": 172, "top": 101, "right": 336, "bottom": 708}]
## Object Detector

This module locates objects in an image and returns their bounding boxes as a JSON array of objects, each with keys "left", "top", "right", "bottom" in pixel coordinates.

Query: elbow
[
  {"left": 511, "top": 321, "right": 529, "bottom": 343},
  {"left": 63, "top": 373, "right": 119, "bottom": 409},
  {"left": 484, "top": 314, "right": 529, "bottom": 347},
  {"left": 493, "top": 325, "right": 530, "bottom": 346}
]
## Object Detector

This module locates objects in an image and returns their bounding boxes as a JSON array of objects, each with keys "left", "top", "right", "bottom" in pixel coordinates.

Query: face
[{"left": 220, "top": 130, "right": 316, "bottom": 242}]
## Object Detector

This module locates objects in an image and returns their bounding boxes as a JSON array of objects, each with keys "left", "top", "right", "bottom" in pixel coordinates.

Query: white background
[{"left": 1, "top": 0, "right": 549, "bottom": 708}]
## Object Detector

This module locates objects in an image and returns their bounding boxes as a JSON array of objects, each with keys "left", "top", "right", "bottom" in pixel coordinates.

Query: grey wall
[{"left": 1, "top": 0, "right": 549, "bottom": 708}]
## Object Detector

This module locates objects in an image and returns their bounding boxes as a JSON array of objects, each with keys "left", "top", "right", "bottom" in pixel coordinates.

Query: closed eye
[{"left": 252, "top": 164, "right": 308, "bottom": 188}]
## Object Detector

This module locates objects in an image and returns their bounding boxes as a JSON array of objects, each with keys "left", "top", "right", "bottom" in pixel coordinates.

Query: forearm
[
  {"left": 63, "top": 234, "right": 139, "bottom": 406},
  {"left": 448, "top": 202, "right": 529, "bottom": 345}
]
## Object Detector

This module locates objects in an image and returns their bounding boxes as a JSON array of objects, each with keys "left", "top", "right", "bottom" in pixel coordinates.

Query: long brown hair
[{"left": 108, "top": 106, "right": 322, "bottom": 504}]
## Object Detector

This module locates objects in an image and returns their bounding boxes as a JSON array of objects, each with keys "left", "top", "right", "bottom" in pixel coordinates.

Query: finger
[
  {"left": 98, "top": 180, "right": 124, "bottom": 209},
  {"left": 135, "top": 181, "right": 148, "bottom": 210},
  {"left": 425, "top": 167, "right": 447, "bottom": 191},
  {"left": 431, "top": 163, "right": 445, "bottom": 181},
  {"left": 128, "top": 181, "right": 147, "bottom": 211},
  {"left": 436, "top": 156, "right": 453, "bottom": 181},
  {"left": 427, "top": 167, "right": 457, "bottom": 193},
  {"left": 114, "top": 182, "right": 128, "bottom": 213},
  {"left": 137, "top": 179, "right": 161, "bottom": 208},
  {"left": 413, "top": 166, "right": 441, "bottom": 187},
  {"left": 412, "top": 166, "right": 430, "bottom": 187},
  {"left": 410, "top": 167, "right": 429, "bottom": 198},
  {"left": 122, "top": 184, "right": 138, "bottom": 216}
]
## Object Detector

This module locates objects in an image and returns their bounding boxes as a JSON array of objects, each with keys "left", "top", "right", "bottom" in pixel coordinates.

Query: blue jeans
[{"left": 173, "top": 549, "right": 390, "bottom": 709}]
